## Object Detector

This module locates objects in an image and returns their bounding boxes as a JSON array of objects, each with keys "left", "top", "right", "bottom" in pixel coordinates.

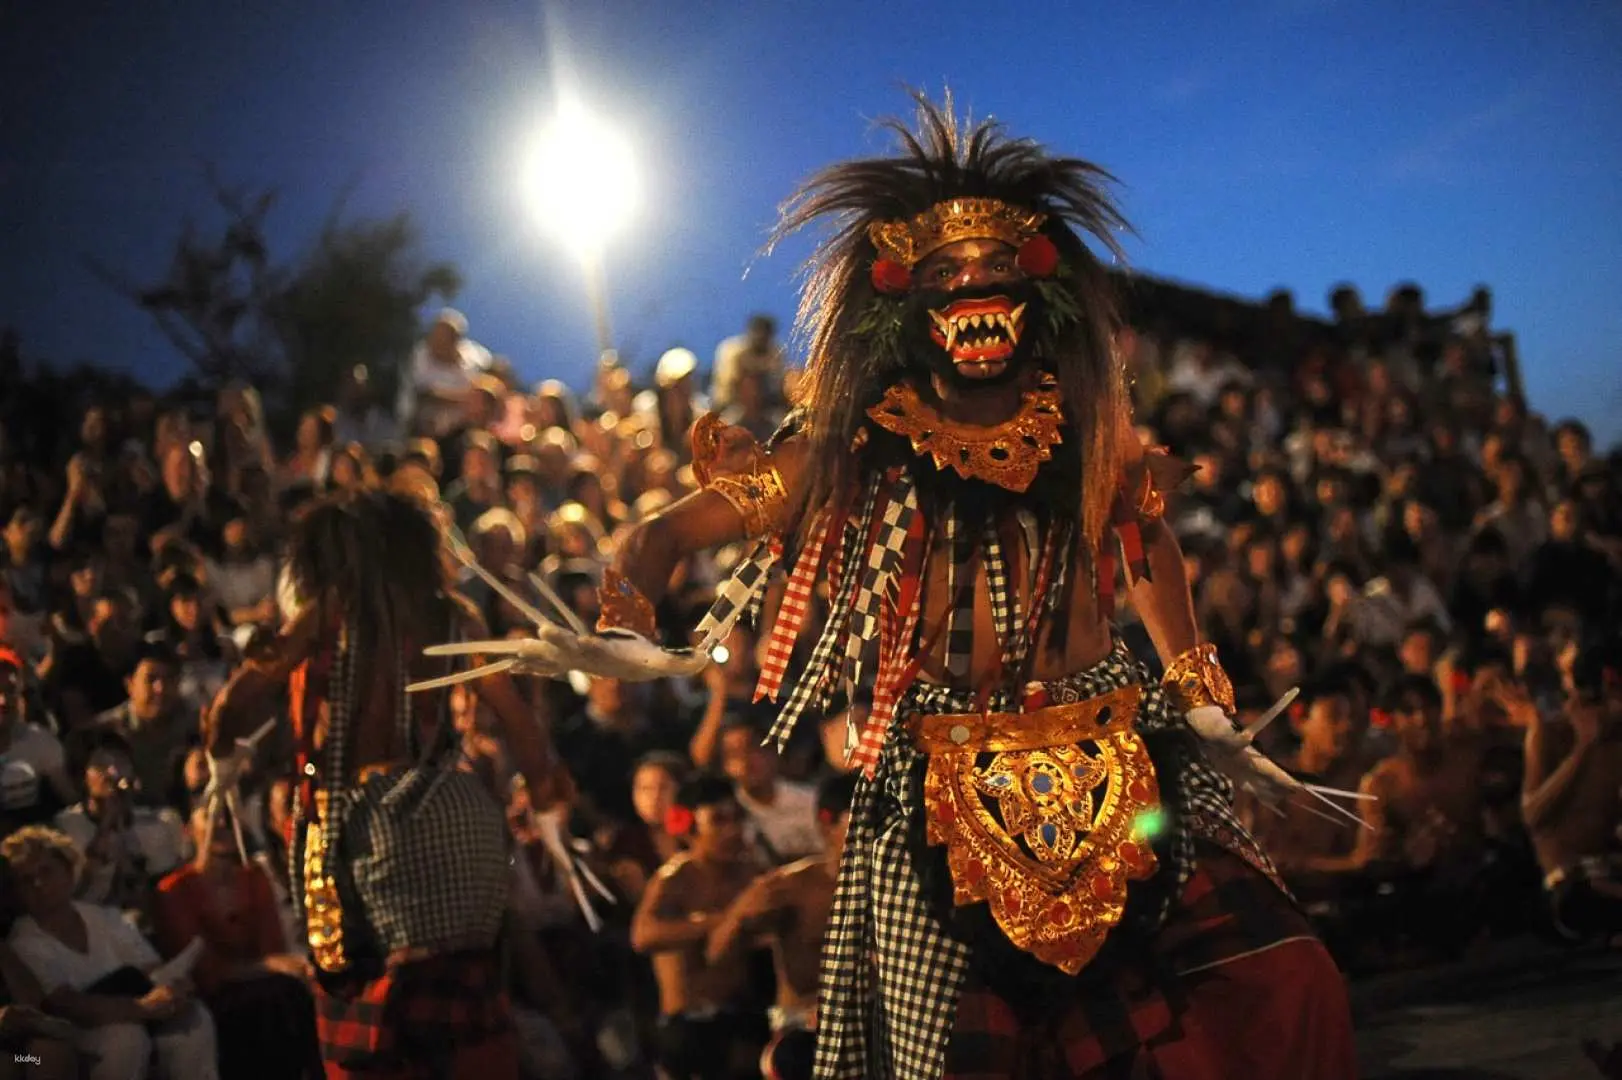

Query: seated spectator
[
  {"left": 1520, "top": 647, "right": 1622, "bottom": 944},
  {"left": 0, "top": 649, "right": 75, "bottom": 833},
  {"left": 1246, "top": 675, "right": 1371, "bottom": 888},
  {"left": 55, "top": 728, "right": 185, "bottom": 917},
  {"left": 0, "top": 938, "right": 78, "bottom": 1080},
  {"left": 140, "top": 442, "right": 240, "bottom": 560},
  {"left": 331, "top": 364, "right": 399, "bottom": 452},
  {"left": 152, "top": 802, "right": 319, "bottom": 1080},
  {"left": 711, "top": 315, "right": 784, "bottom": 412},
  {"left": 1317, "top": 676, "right": 1488, "bottom": 960},
  {"left": 95, "top": 641, "right": 193, "bottom": 808},
  {"left": 631, "top": 775, "right": 768, "bottom": 1080},
  {"left": 41, "top": 588, "right": 140, "bottom": 727},
  {"left": 710, "top": 772, "right": 855, "bottom": 1080},
  {"left": 205, "top": 518, "right": 277, "bottom": 631},
  {"left": 445, "top": 431, "right": 504, "bottom": 533},
  {"left": 1524, "top": 499, "right": 1617, "bottom": 633},
  {"left": 603, "top": 751, "right": 690, "bottom": 905},
  {"left": 717, "top": 718, "right": 821, "bottom": 864},
  {"left": 401, "top": 309, "right": 491, "bottom": 439},
  {"left": 1, "top": 507, "right": 49, "bottom": 654},
  {"left": 2, "top": 826, "right": 218, "bottom": 1080}
]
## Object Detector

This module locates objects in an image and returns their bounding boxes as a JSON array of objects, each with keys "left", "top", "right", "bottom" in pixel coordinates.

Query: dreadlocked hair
[
  {"left": 285, "top": 487, "right": 453, "bottom": 665},
  {"left": 771, "top": 89, "right": 1133, "bottom": 550}
]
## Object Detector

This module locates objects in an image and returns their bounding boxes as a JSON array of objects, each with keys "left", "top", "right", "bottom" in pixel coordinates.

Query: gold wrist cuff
[
  {"left": 707, "top": 467, "right": 788, "bottom": 538},
  {"left": 597, "top": 568, "right": 658, "bottom": 639},
  {"left": 1160, "top": 643, "right": 1236, "bottom": 714}
]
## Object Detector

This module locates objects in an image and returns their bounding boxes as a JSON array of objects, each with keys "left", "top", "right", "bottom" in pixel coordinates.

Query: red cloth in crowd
[
  {"left": 314, "top": 948, "right": 518, "bottom": 1080},
  {"left": 153, "top": 861, "right": 289, "bottom": 996},
  {"left": 942, "top": 846, "right": 1357, "bottom": 1079}
]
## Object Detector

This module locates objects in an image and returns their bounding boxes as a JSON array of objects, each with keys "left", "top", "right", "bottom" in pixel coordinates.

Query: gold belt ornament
[
  {"left": 303, "top": 791, "right": 348, "bottom": 973},
  {"left": 912, "top": 685, "right": 1161, "bottom": 975}
]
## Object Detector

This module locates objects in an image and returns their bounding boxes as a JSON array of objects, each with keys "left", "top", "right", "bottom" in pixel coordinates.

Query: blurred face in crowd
[
  {"left": 1192, "top": 453, "right": 1223, "bottom": 491},
  {"left": 296, "top": 413, "right": 327, "bottom": 453},
  {"left": 1298, "top": 694, "right": 1359, "bottom": 763},
  {"left": 1392, "top": 691, "right": 1443, "bottom": 757},
  {"left": 1253, "top": 474, "right": 1287, "bottom": 518},
  {"left": 161, "top": 443, "right": 197, "bottom": 500},
  {"left": 1494, "top": 458, "right": 1526, "bottom": 503},
  {"left": 126, "top": 657, "right": 177, "bottom": 721},
  {"left": 720, "top": 725, "right": 776, "bottom": 796},
  {"left": 427, "top": 320, "right": 462, "bottom": 363},
  {"left": 1279, "top": 523, "right": 1311, "bottom": 570},
  {"left": 1217, "top": 386, "right": 1248, "bottom": 422},
  {"left": 1549, "top": 500, "right": 1579, "bottom": 543},
  {"left": 1401, "top": 501, "right": 1435, "bottom": 540},
  {"left": 1555, "top": 427, "right": 1589, "bottom": 471},
  {"left": 0, "top": 662, "right": 22, "bottom": 733},
  {"left": 88, "top": 595, "right": 135, "bottom": 656},
  {"left": 85, "top": 744, "right": 135, "bottom": 803},
  {"left": 1244, "top": 539, "right": 1276, "bottom": 581},
  {"left": 155, "top": 411, "right": 191, "bottom": 458},
  {"left": 463, "top": 446, "right": 496, "bottom": 487},
  {"left": 474, "top": 524, "right": 518, "bottom": 575},
  {"left": 631, "top": 762, "right": 680, "bottom": 831},
  {"left": 1266, "top": 639, "right": 1303, "bottom": 686},
  {"left": 81, "top": 407, "right": 109, "bottom": 451},
  {"left": 1326, "top": 572, "right": 1356, "bottom": 610},
  {"left": 9, "top": 848, "right": 76, "bottom": 920},
  {"left": 222, "top": 518, "right": 252, "bottom": 558},
  {"left": 1398, "top": 628, "right": 1438, "bottom": 676},
  {"left": 1326, "top": 506, "right": 1359, "bottom": 546},
  {"left": 169, "top": 590, "right": 201, "bottom": 633},
  {"left": 4, "top": 509, "right": 40, "bottom": 559},
  {"left": 69, "top": 559, "right": 101, "bottom": 600},
  {"left": 1479, "top": 433, "right": 1505, "bottom": 476},
  {"left": 191, "top": 803, "right": 239, "bottom": 864},
  {"left": 745, "top": 317, "right": 774, "bottom": 351},
  {"left": 691, "top": 797, "right": 747, "bottom": 862}
]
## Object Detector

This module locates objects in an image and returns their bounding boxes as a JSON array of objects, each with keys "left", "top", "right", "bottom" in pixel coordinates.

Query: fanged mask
[{"left": 904, "top": 282, "right": 1044, "bottom": 389}]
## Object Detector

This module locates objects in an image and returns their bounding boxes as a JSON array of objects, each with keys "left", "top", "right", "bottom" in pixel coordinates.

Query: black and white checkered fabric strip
[
  {"left": 767, "top": 477, "right": 880, "bottom": 751},
  {"left": 811, "top": 639, "right": 1274, "bottom": 1079},
  {"left": 943, "top": 505, "right": 974, "bottom": 681},
  {"left": 980, "top": 518, "right": 1015, "bottom": 664},
  {"left": 694, "top": 537, "right": 779, "bottom": 646},
  {"left": 844, "top": 473, "right": 917, "bottom": 710}
]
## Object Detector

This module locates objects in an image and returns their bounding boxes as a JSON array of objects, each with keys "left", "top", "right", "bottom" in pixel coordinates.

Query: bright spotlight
[{"left": 526, "top": 100, "right": 638, "bottom": 263}]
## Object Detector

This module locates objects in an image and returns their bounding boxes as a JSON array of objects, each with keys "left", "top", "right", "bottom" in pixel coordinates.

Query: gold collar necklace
[{"left": 866, "top": 374, "right": 1064, "bottom": 494}]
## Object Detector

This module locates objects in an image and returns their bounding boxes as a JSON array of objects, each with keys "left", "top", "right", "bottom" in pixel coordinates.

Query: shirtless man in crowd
[
  {"left": 1315, "top": 674, "right": 1487, "bottom": 959},
  {"left": 1518, "top": 645, "right": 1622, "bottom": 944},
  {"left": 631, "top": 774, "right": 768, "bottom": 1080},
  {"left": 708, "top": 773, "right": 856, "bottom": 1080}
]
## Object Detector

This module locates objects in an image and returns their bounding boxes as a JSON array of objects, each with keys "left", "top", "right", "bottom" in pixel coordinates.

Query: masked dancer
[
  {"left": 447, "top": 93, "right": 1359, "bottom": 1080},
  {"left": 206, "top": 487, "right": 572, "bottom": 1080}
]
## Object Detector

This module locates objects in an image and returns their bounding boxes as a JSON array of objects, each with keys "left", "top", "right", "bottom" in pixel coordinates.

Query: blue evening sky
[{"left": 3, "top": 1, "right": 1619, "bottom": 442}]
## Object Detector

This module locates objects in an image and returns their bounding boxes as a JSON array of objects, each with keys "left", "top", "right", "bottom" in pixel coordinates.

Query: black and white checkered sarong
[{"left": 811, "top": 640, "right": 1272, "bottom": 1080}]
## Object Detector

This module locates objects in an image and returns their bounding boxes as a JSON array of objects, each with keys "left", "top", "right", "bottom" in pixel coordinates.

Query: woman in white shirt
[{"left": 2, "top": 827, "right": 217, "bottom": 1080}]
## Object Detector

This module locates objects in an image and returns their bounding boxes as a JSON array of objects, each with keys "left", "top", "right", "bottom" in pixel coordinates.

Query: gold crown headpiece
[{"left": 867, "top": 197, "right": 1048, "bottom": 269}]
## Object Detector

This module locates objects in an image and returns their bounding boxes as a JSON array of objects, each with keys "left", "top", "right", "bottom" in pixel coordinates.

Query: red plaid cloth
[
  {"left": 942, "top": 845, "right": 1347, "bottom": 1080},
  {"left": 756, "top": 509, "right": 832, "bottom": 702},
  {"left": 315, "top": 949, "right": 517, "bottom": 1079}
]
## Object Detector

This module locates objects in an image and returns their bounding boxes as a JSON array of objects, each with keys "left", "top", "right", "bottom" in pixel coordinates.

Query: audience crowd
[{"left": 0, "top": 283, "right": 1617, "bottom": 1079}]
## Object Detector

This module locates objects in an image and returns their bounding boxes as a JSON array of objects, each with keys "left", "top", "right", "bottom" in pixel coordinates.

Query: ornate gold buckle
[{"left": 913, "top": 686, "right": 1161, "bottom": 974}]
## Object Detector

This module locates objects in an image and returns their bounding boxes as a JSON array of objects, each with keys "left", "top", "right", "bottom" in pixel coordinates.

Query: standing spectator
[
  {"left": 710, "top": 315, "right": 784, "bottom": 411},
  {"left": 139, "top": 443, "right": 239, "bottom": 560},
  {"left": 2, "top": 826, "right": 219, "bottom": 1080},
  {"left": 41, "top": 589, "right": 140, "bottom": 726},
  {"left": 400, "top": 308, "right": 491, "bottom": 439}
]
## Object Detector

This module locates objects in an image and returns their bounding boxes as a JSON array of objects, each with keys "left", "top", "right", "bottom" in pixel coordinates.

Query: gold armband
[
  {"left": 690, "top": 413, "right": 789, "bottom": 538},
  {"left": 1123, "top": 446, "right": 1198, "bottom": 524},
  {"left": 597, "top": 567, "right": 658, "bottom": 639},
  {"left": 1160, "top": 643, "right": 1237, "bottom": 714}
]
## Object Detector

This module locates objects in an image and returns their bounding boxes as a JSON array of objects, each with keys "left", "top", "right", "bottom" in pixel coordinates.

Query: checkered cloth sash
[
  {"left": 694, "top": 537, "right": 780, "bottom": 651},
  {"left": 849, "top": 504, "right": 928, "bottom": 776},
  {"left": 756, "top": 511, "right": 831, "bottom": 702},
  {"left": 811, "top": 641, "right": 1278, "bottom": 1080},
  {"left": 766, "top": 476, "right": 880, "bottom": 752},
  {"left": 943, "top": 504, "right": 975, "bottom": 681}
]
